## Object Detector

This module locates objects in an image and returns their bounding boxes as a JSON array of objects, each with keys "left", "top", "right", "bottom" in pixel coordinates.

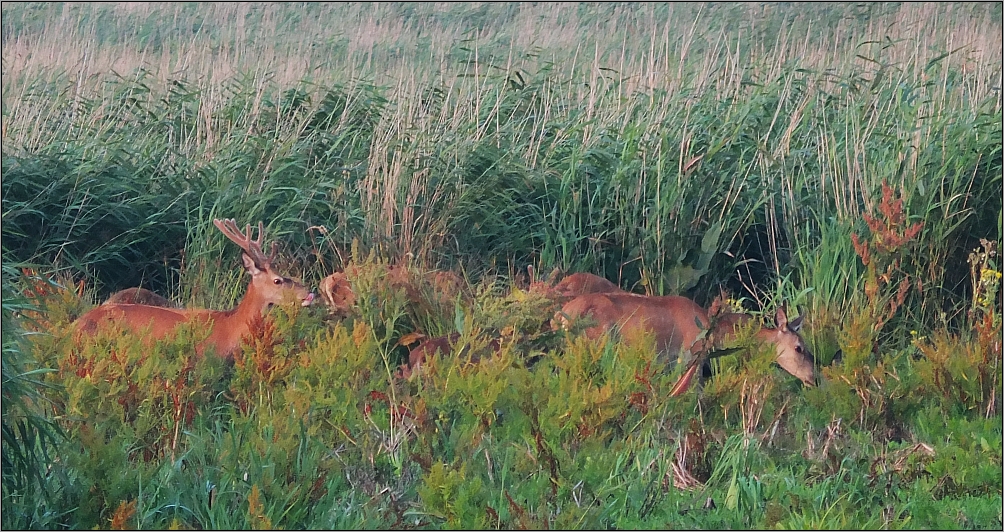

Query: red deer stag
[
  {"left": 74, "top": 219, "right": 315, "bottom": 361},
  {"left": 556, "top": 293, "right": 815, "bottom": 393}
]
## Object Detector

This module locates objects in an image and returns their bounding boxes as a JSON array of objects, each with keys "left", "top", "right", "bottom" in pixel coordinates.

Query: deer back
[
  {"left": 104, "top": 287, "right": 175, "bottom": 307},
  {"left": 552, "top": 272, "right": 623, "bottom": 301}
]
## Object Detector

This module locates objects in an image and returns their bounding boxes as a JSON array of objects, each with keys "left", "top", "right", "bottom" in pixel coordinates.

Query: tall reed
[{"left": 2, "top": 2, "right": 1000, "bottom": 315}]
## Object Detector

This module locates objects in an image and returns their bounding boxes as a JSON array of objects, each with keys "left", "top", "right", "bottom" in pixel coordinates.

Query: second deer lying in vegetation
[
  {"left": 395, "top": 332, "right": 505, "bottom": 379},
  {"left": 74, "top": 219, "right": 315, "bottom": 361},
  {"left": 396, "top": 271, "right": 623, "bottom": 379},
  {"left": 319, "top": 265, "right": 469, "bottom": 316},
  {"left": 556, "top": 293, "right": 815, "bottom": 393},
  {"left": 551, "top": 272, "right": 623, "bottom": 300},
  {"left": 104, "top": 287, "right": 175, "bottom": 307}
]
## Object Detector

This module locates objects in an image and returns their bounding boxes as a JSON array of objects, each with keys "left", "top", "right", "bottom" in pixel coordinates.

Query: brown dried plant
[
  {"left": 850, "top": 180, "right": 925, "bottom": 337},
  {"left": 108, "top": 499, "right": 137, "bottom": 530}
]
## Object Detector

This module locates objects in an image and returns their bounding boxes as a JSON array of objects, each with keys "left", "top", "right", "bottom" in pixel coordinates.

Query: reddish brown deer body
[
  {"left": 557, "top": 293, "right": 815, "bottom": 390},
  {"left": 552, "top": 272, "right": 622, "bottom": 300},
  {"left": 319, "top": 266, "right": 469, "bottom": 316},
  {"left": 74, "top": 219, "right": 315, "bottom": 361},
  {"left": 104, "top": 287, "right": 175, "bottom": 307},
  {"left": 396, "top": 332, "right": 507, "bottom": 379},
  {"left": 395, "top": 272, "right": 623, "bottom": 379}
]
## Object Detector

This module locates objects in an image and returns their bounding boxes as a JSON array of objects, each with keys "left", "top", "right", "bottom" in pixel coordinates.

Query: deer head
[{"left": 213, "top": 219, "right": 314, "bottom": 310}]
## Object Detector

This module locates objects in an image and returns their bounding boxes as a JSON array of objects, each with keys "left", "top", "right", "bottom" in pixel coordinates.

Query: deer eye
[
  {"left": 273, "top": 278, "right": 283, "bottom": 285},
  {"left": 795, "top": 345, "right": 803, "bottom": 354}
]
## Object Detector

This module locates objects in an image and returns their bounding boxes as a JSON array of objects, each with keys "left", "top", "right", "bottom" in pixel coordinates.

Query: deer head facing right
[{"left": 213, "top": 219, "right": 314, "bottom": 312}]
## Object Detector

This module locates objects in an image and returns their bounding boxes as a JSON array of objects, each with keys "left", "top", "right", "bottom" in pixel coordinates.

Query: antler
[{"left": 213, "top": 219, "right": 278, "bottom": 267}]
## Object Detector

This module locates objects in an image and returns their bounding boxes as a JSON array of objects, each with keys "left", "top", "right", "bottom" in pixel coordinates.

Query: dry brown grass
[{"left": 4, "top": 3, "right": 998, "bottom": 101}]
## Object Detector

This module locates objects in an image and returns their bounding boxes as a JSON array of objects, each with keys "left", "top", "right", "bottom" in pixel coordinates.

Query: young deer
[
  {"left": 75, "top": 219, "right": 315, "bottom": 361},
  {"left": 556, "top": 293, "right": 815, "bottom": 393}
]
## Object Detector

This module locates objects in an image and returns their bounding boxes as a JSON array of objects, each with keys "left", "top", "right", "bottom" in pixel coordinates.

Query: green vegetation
[{"left": 2, "top": 2, "right": 1001, "bottom": 529}]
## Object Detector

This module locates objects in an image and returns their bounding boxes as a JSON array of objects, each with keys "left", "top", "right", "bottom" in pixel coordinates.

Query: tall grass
[
  {"left": 4, "top": 3, "right": 998, "bottom": 309},
  {"left": 0, "top": 263, "right": 63, "bottom": 529}
]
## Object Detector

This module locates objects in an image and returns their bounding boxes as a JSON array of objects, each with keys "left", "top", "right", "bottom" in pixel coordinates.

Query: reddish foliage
[
  {"left": 309, "top": 471, "right": 329, "bottom": 503},
  {"left": 238, "top": 313, "right": 294, "bottom": 385},
  {"left": 628, "top": 392, "right": 649, "bottom": 415},
  {"left": 851, "top": 180, "right": 925, "bottom": 334},
  {"left": 504, "top": 490, "right": 530, "bottom": 530},
  {"left": 108, "top": 499, "right": 136, "bottom": 530},
  {"left": 485, "top": 505, "right": 500, "bottom": 526},
  {"left": 631, "top": 360, "right": 656, "bottom": 414},
  {"left": 365, "top": 390, "right": 416, "bottom": 424}
]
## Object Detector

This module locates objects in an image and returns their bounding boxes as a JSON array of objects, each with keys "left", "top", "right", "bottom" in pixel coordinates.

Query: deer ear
[
  {"left": 242, "top": 253, "right": 262, "bottom": 275},
  {"left": 788, "top": 315, "right": 804, "bottom": 332},
  {"left": 775, "top": 305, "right": 789, "bottom": 329}
]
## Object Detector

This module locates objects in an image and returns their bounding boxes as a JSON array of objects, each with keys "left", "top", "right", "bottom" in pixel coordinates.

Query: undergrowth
[{"left": 2, "top": 250, "right": 999, "bottom": 529}]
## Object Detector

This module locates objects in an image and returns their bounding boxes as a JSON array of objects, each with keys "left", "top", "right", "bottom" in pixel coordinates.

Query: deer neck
[
  {"left": 202, "top": 285, "right": 269, "bottom": 359},
  {"left": 753, "top": 327, "right": 776, "bottom": 343}
]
